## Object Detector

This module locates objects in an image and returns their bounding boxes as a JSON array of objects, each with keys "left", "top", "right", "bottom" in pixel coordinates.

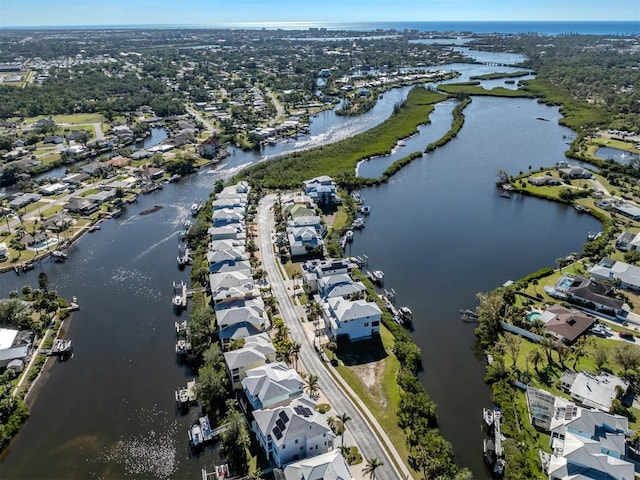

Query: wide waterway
[{"left": 0, "top": 52, "right": 601, "bottom": 479}]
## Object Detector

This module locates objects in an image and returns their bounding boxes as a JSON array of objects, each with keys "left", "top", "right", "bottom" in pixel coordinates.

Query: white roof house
[
  {"left": 548, "top": 410, "right": 633, "bottom": 480},
  {"left": 223, "top": 333, "right": 276, "bottom": 390},
  {"left": 324, "top": 297, "right": 381, "bottom": 341},
  {"left": 242, "top": 362, "right": 304, "bottom": 410},
  {"left": 559, "top": 370, "right": 629, "bottom": 412},
  {"left": 252, "top": 395, "right": 335, "bottom": 468},
  {"left": 588, "top": 258, "right": 640, "bottom": 292},
  {"left": 283, "top": 449, "right": 354, "bottom": 480}
]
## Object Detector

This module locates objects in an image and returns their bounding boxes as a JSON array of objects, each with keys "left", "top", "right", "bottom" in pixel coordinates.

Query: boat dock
[
  {"left": 460, "top": 308, "right": 478, "bottom": 322},
  {"left": 48, "top": 338, "right": 73, "bottom": 357},
  {"left": 175, "top": 379, "right": 198, "bottom": 410},
  {"left": 201, "top": 464, "right": 229, "bottom": 480}
]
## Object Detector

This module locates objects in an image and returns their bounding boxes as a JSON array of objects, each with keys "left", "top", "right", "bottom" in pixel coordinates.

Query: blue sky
[{"left": 1, "top": 0, "right": 638, "bottom": 27}]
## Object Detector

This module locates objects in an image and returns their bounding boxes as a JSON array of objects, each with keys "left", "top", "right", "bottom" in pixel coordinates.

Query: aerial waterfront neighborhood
[{"left": 0, "top": 19, "right": 639, "bottom": 480}]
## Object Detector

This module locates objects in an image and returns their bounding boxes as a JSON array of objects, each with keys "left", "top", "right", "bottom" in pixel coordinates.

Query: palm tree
[
  {"left": 290, "top": 341, "right": 301, "bottom": 369},
  {"left": 363, "top": 457, "right": 383, "bottom": 480},
  {"left": 337, "top": 412, "right": 351, "bottom": 447},
  {"left": 305, "top": 373, "right": 319, "bottom": 399},
  {"left": 527, "top": 347, "right": 543, "bottom": 373},
  {"left": 327, "top": 341, "right": 338, "bottom": 364}
]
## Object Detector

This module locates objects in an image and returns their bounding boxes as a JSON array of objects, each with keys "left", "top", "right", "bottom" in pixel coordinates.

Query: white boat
[
  {"left": 362, "top": 205, "right": 370, "bottom": 215},
  {"left": 189, "top": 422, "right": 203, "bottom": 447},
  {"left": 483, "top": 407, "right": 495, "bottom": 429},
  {"left": 345, "top": 230, "right": 354, "bottom": 242},
  {"left": 173, "top": 295, "right": 183, "bottom": 311},
  {"left": 372, "top": 270, "right": 384, "bottom": 285},
  {"left": 190, "top": 203, "right": 201, "bottom": 216}
]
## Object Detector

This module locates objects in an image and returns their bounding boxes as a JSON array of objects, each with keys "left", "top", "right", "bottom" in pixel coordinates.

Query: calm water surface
[{"left": 0, "top": 49, "right": 602, "bottom": 479}]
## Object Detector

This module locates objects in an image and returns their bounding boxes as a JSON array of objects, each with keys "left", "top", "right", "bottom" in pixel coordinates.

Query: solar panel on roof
[
  {"left": 303, "top": 407, "right": 313, "bottom": 417},
  {"left": 279, "top": 411, "right": 289, "bottom": 423},
  {"left": 276, "top": 418, "right": 286, "bottom": 431},
  {"left": 273, "top": 426, "right": 282, "bottom": 440},
  {"left": 294, "top": 405, "right": 303, "bottom": 415}
]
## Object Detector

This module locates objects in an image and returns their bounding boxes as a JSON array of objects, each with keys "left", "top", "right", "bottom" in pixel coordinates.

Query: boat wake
[{"left": 131, "top": 231, "right": 179, "bottom": 263}]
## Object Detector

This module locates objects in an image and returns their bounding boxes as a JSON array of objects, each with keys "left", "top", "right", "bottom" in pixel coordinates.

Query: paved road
[
  {"left": 186, "top": 105, "right": 217, "bottom": 134},
  {"left": 258, "top": 195, "right": 409, "bottom": 480},
  {"left": 266, "top": 89, "right": 285, "bottom": 125}
]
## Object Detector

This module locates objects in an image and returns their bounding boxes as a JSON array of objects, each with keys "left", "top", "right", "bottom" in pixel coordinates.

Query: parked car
[{"left": 619, "top": 331, "right": 635, "bottom": 340}]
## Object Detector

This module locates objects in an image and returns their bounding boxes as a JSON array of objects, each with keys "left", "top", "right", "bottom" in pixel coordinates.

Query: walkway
[{"left": 257, "top": 195, "right": 411, "bottom": 480}]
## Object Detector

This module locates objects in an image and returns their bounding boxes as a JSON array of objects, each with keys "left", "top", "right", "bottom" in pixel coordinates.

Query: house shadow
[{"left": 335, "top": 335, "right": 388, "bottom": 366}]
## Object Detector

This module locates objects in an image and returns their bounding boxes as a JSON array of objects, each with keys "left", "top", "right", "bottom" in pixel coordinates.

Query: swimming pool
[
  {"left": 557, "top": 276, "right": 573, "bottom": 289},
  {"left": 527, "top": 312, "right": 541, "bottom": 322}
]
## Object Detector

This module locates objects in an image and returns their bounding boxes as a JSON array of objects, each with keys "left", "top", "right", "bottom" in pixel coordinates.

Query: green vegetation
[
  {"left": 425, "top": 97, "right": 471, "bottom": 152},
  {"left": 520, "top": 79, "right": 612, "bottom": 131},
  {"left": 470, "top": 71, "right": 532, "bottom": 80},
  {"left": 236, "top": 87, "right": 446, "bottom": 188},
  {"left": 437, "top": 82, "right": 533, "bottom": 98}
]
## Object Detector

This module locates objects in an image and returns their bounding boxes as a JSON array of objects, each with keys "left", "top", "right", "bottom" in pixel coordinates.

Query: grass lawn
[
  {"left": 327, "top": 325, "right": 411, "bottom": 471},
  {"left": 26, "top": 113, "right": 105, "bottom": 125}
]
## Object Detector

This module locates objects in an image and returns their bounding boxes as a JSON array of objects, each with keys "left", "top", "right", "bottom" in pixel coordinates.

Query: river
[{"left": 0, "top": 51, "right": 601, "bottom": 479}]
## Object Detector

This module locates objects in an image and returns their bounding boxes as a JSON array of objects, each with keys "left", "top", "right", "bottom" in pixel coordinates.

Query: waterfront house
[
  {"left": 559, "top": 370, "right": 629, "bottom": 412},
  {"left": 213, "top": 196, "right": 246, "bottom": 211},
  {"left": 0, "top": 328, "right": 33, "bottom": 370},
  {"left": 209, "top": 238, "right": 245, "bottom": 253},
  {"left": 252, "top": 395, "right": 335, "bottom": 468},
  {"left": 209, "top": 271, "right": 259, "bottom": 306},
  {"left": 588, "top": 258, "right": 640, "bottom": 293},
  {"left": 303, "top": 176, "right": 340, "bottom": 205},
  {"left": 198, "top": 134, "right": 220, "bottom": 159},
  {"left": 223, "top": 333, "right": 276, "bottom": 389},
  {"left": 287, "top": 226, "right": 324, "bottom": 258},
  {"left": 536, "top": 304, "right": 595, "bottom": 344},
  {"left": 85, "top": 189, "right": 117, "bottom": 205},
  {"left": 242, "top": 362, "right": 304, "bottom": 410},
  {"left": 216, "top": 304, "right": 270, "bottom": 347},
  {"left": 212, "top": 207, "right": 245, "bottom": 228},
  {"left": 301, "top": 258, "right": 354, "bottom": 293},
  {"left": 140, "top": 167, "right": 165, "bottom": 180},
  {"left": 529, "top": 174, "right": 562, "bottom": 186},
  {"left": 208, "top": 225, "right": 246, "bottom": 242},
  {"left": 324, "top": 297, "right": 381, "bottom": 341},
  {"left": 63, "top": 197, "right": 99, "bottom": 215},
  {"left": 317, "top": 274, "right": 366, "bottom": 300},
  {"left": 281, "top": 449, "right": 354, "bottom": 480},
  {"left": 559, "top": 166, "right": 593, "bottom": 179},
  {"left": 615, "top": 232, "right": 635, "bottom": 251},
  {"left": 614, "top": 202, "right": 640, "bottom": 222},
  {"left": 526, "top": 387, "right": 582, "bottom": 432},
  {"left": 547, "top": 409, "right": 633, "bottom": 480},
  {"left": 553, "top": 274, "right": 625, "bottom": 318},
  {"left": 207, "top": 247, "right": 249, "bottom": 274}
]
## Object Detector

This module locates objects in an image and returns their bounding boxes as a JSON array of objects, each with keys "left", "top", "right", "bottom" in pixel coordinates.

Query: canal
[{"left": 0, "top": 53, "right": 601, "bottom": 479}]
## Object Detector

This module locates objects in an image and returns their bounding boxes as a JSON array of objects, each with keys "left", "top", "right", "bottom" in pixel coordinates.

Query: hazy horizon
[{"left": 1, "top": 0, "right": 638, "bottom": 28}]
